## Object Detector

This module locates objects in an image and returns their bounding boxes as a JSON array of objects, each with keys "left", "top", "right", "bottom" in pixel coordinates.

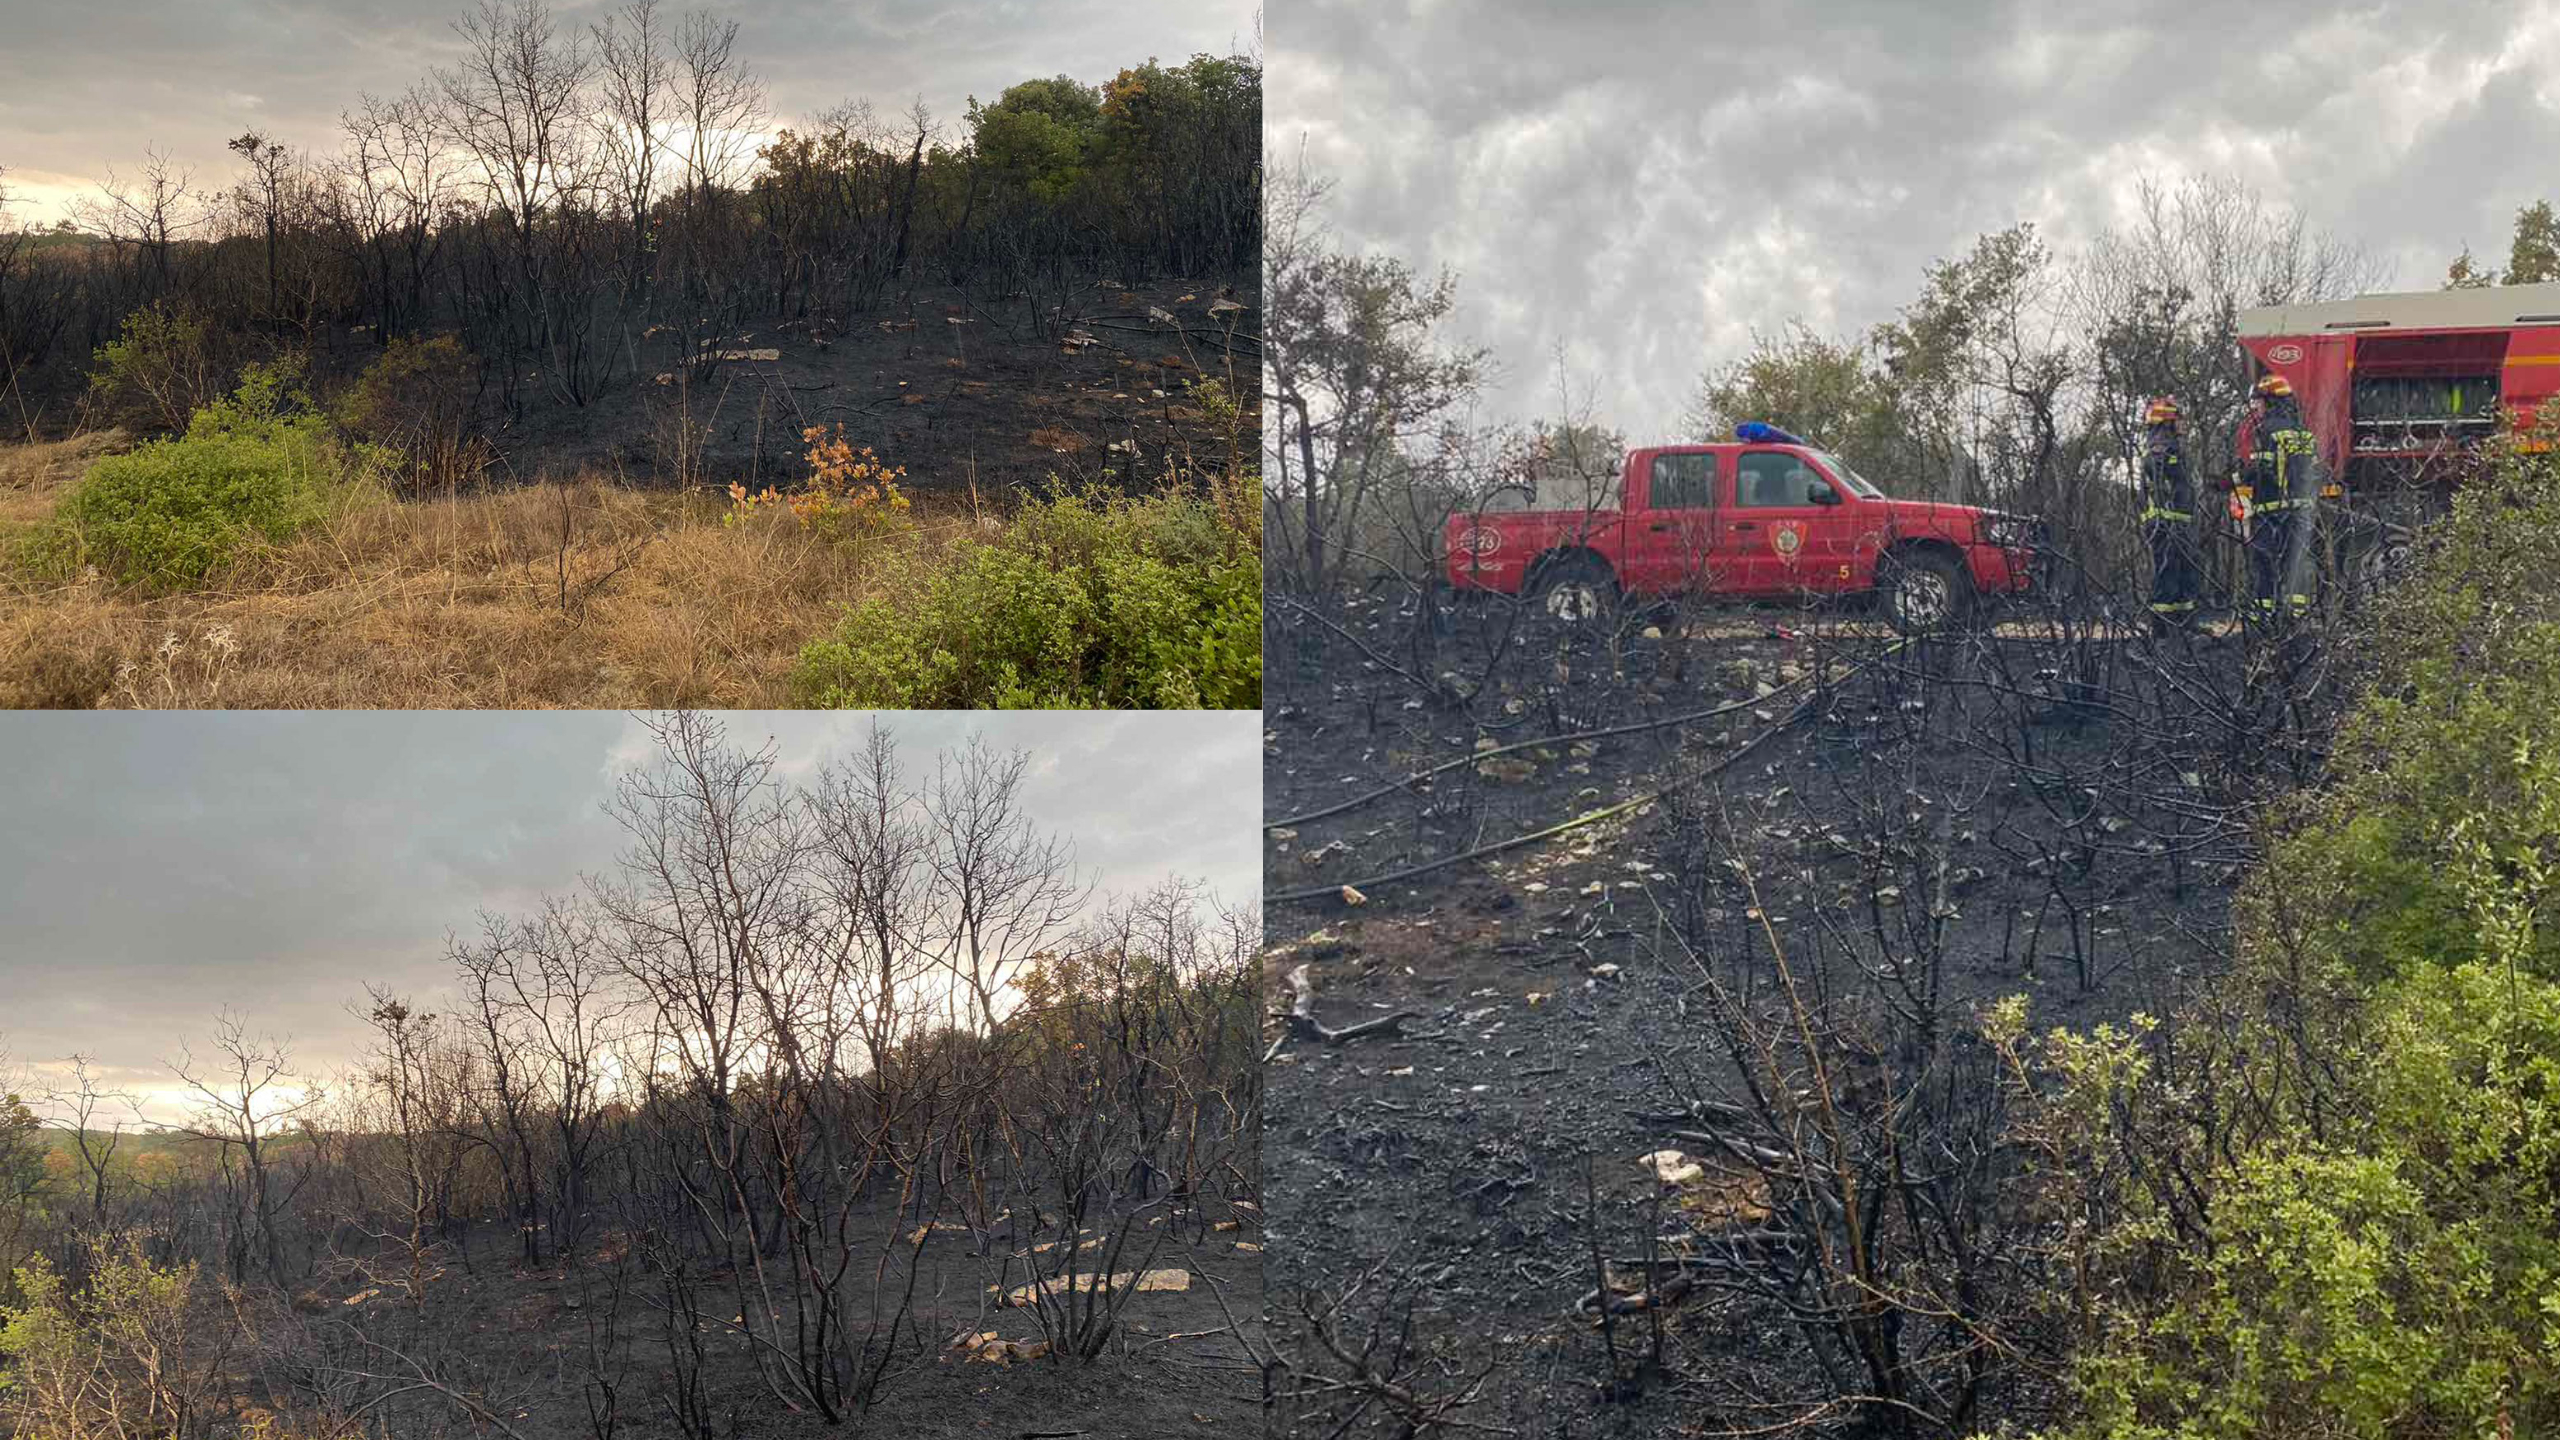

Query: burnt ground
[
  {"left": 471, "top": 277, "right": 1257, "bottom": 496},
  {"left": 5, "top": 276, "right": 1256, "bottom": 499},
  {"left": 1259, "top": 593, "right": 2278, "bottom": 1437},
  {"left": 222, "top": 1190, "right": 1262, "bottom": 1440}
]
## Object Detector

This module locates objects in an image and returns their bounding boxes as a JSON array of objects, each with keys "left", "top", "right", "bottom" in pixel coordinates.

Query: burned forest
[
  {"left": 0, "top": 0, "right": 1260, "bottom": 490},
  {"left": 0, "top": 0, "right": 1261, "bottom": 710},
  {"left": 1260, "top": 156, "right": 2560, "bottom": 1434},
  {"left": 0, "top": 715, "right": 1264, "bottom": 1439},
  {"left": 1260, "top": 571, "right": 2337, "bottom": 1434}
]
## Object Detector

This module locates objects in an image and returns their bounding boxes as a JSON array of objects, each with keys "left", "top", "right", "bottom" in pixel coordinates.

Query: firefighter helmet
[
  {"left": 2254, "top": 373, "right": 2293, "bottom": 398},
  {"left": 2145, "top": 397, "right": 2180, "bottom": 425}
]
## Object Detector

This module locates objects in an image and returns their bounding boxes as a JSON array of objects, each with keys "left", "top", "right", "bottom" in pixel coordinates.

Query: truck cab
[{"left": 1445, "top": 431, "right": 2037, "bottom": 633}]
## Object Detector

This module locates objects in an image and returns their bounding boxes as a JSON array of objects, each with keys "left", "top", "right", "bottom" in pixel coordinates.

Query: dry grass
[
  {"left": 0, "top": 430, "right": 124, "bottom": 524},
  {"left": 0, "top": 434, "right": 977, "bottom": 708}
]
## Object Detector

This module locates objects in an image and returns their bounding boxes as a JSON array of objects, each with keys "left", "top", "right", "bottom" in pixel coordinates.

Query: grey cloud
[
  {"left": 0, "top": 711, "right": 1257, "bottom": 1123},
  {"left": 1274, "top": 0, "right": 2560, "bottom": 436},
  {"left": 0, "top": 0, "right": 1256, "bottom": 225}
]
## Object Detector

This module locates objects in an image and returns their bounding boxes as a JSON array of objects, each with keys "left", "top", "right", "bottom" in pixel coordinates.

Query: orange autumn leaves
[{"left": 726, "top": 425, "right": 912, "bottom": 537}]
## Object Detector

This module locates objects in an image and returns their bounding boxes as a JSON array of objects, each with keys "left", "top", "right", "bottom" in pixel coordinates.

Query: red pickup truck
[{"left": 1445, "top": 436, "right": 2039, "bottom": 632}]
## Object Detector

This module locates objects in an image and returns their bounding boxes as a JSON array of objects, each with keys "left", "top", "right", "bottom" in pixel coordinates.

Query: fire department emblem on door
[{"left": 1772, "top": 522, "right": 1803, "bottom": 558}]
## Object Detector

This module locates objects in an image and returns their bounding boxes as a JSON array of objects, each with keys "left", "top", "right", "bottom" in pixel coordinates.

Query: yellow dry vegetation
[
  {"left": 1677, "top": 1165, "right": 1773, "bottom": 1229},
  {"left": 947, "top": 1330, "right": 1053, "bottom": 1365},
  {"left": 994, "top": 1267, "right": 1191, "bottom": 1307},
  {"left": 0, "top": 432, "right": 980, "bottom": 708}
]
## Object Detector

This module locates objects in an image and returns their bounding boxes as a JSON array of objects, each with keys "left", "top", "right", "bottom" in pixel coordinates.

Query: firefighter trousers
[
  {"left": 2247, "top": 506, "right": 2307, "bottom": 620},
  {"left": 2144, "top": 515, "right": 2198, "bottom": 628}
]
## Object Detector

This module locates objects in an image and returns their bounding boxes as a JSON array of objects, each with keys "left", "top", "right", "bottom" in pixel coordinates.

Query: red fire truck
[
  {"left": 1443, "top": 428, "right": 2039, "bottom": 633},
  {"left": 2237, "top": 279, "right": 2560, "bottom": 583}
]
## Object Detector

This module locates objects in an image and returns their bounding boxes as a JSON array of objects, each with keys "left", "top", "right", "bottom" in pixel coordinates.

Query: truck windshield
[{"left": 1810, "top": 450, "right": 1885, "bottom": 498}]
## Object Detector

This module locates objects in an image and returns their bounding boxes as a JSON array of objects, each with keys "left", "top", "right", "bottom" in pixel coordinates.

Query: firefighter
[
  {"left": 2237, "top": 373, "right": 2317, "bottom": 622},
  {"left": 2138, "top": 397, "right": 2198, "bottom": 634}
]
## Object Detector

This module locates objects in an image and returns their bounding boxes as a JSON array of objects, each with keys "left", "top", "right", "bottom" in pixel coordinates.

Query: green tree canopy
[{"left": 2508, "top": 199, "right": 2560, "bottom": 285}]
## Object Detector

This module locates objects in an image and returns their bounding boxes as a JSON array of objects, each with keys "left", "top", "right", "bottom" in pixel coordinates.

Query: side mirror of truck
[{"left": 1810, "top": 486, "right": 1841, "bottom": 506}]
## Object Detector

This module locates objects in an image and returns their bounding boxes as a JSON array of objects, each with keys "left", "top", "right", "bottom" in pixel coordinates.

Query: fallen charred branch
[
  {"left": 1573, "top": 1234, "right": 1808, "bottom": 1318},
  {"left": 1272, "top": 1254, "right": 1513, "bottom": 1438},
  {"left": 1266, "top": 667, "right": 1836, "bottom": 833},
  {"left": 1283, "top": 963, "right": 1419, "bottom": 1047},
  {"left": 1269, "top": 665, "right": 1849, "bottom": 908}
]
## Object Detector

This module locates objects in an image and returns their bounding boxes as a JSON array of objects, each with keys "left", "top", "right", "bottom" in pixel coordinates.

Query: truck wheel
[
  {"left": 1532, "top": 555, "right": 1618, "bottom": 625},
  {"left": 1879, "top": 548, "right": 1968, "bottom": 635},
  {"left": 2347, "top": 530, "right": 2416, "bottom": 601}
]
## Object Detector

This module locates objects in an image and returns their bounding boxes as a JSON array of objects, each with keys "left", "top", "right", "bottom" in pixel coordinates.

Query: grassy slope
[{"left": 0, "top": 431, "right": 994, "bottom": 708}]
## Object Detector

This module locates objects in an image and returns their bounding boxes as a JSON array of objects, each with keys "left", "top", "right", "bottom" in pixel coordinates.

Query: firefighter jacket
[
  {"left": 2139, "top": 427, "right": 2192, "bottom": 523},
  {"left": 2240, "top": 397, "right": 2317, "bottom": 510}
]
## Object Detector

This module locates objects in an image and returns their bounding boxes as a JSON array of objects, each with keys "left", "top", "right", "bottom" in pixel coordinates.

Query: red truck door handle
[
  {"left": 1648, "top": 521, "right": 1673, "bottom": 532},
  {"left": 1734, "top": 521, "right": 1760, "bottom": 531}
]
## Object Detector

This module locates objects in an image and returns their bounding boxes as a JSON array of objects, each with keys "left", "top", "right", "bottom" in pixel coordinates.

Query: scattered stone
[
  {"left": 995, "top": 1269, "right": 1190, "bottom": 1307},
  {"left": 1639, "top": 1149, "right": 1704, "bottom": 1185},
  {"left": 950, "top": 1329, "right": 1054, "bottom": 1364}
]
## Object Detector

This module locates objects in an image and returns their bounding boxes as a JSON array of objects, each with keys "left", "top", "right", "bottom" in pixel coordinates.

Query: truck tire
[
  {"left": 1878, "top": 548, "right": 1969, "bottom": 635},
  {"left": 1531, "top": 553, "right": 1618, "bottom": 625},
  {"left": 2345, "top": 527, "right": 2416, "bottom": 605}
]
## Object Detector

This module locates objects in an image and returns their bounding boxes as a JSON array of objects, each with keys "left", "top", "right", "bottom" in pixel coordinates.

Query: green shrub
[
  {"left": 1, "top": 1239, "right": 206, "bottom": 1437},
  {"left": 333, "top": 334, "right": 483, "bottom": 492},
  {"left": 30, "top": 359, "right": 348, "bottom": 590},
  {"left": 2218, "top": 416, "right": 2560, "bottom": 999},
  {"left": 2048, "top": 965, "right": 2560, "bottom": 1439},
  {"left": 792, "top": 479, "right": 1260, "bottom": 709},
  {"left": 86, "top": 301, "right": 223, "bottom": 434},
  {"left": 2029, "top": 421, "right": 2560, "bottom": 1438}
]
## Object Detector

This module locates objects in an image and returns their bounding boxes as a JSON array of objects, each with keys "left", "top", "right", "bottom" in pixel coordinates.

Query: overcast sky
[
  {"left": 0, "top": 711, "right": 1258, "bottom": 1127},
  {"left": 1274, "top": 0, "right": 2560, "bottom": 438},
  {"left": 0, "top": 0, "right": 1258, "bottom": 228}
]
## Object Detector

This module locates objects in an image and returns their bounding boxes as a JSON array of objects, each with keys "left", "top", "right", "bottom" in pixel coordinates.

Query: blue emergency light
[{"left": 1735, "top": 421, "right": 1804, "bottom": 445}]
